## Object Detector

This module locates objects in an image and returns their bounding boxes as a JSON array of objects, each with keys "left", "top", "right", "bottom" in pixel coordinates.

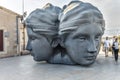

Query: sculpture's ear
[
  {"left": 51, "top": 38, "right": 60, "bottom": 47},
  {"left": 59, "top": 38, "right": 65, "bottom": 47},
  {"left": 51, "top": 37, "right": 65, "bottom": 48}
]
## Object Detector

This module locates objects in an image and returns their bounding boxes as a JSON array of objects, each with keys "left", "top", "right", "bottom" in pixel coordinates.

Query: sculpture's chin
[
  {"left": 71, "top": 56, "right": 96, "bottom": 66},
  {"left": 77, "top": 60, "right": 95, "bottom": 66}
]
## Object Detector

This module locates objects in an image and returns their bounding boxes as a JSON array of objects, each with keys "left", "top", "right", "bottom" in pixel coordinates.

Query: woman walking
[{"left": 112, "top": 38, "right": 119, "bottom": 62}]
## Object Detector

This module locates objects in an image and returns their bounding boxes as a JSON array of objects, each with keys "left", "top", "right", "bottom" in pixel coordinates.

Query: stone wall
[{"left": 0, "top": 6, "right": 24, "bottom": 58}]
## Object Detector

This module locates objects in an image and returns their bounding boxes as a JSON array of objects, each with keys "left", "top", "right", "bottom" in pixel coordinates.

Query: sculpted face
[
  {"left": 59, "top": 1, "right": 105, "bottom": 65},
  {"left": 64, "top": 24, "right": 103, "bottom": 65},
  {"left": 31, "top": 37, "right": 53, "bottom": 61},
  {"left": 27, "top": 27, "right": 53, "bottom": 61},
  {"left": 26, "top": 3, "right": 61, "bottom": 61}
]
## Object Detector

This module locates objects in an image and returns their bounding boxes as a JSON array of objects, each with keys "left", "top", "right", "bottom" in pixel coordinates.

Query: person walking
[
  {"left": 103, "top": 37, "right": 110, "bottom": 57},
  {"left": 111, "top": 36, "right": 116, "bottom": 56},
  {"left": 112, "top": 38, "right": 119, "bottom": 62}
]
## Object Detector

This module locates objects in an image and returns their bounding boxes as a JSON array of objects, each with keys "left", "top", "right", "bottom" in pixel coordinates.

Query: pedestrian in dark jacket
[{"left": 112, "top": 38, "right": 119, "bottom": 62}]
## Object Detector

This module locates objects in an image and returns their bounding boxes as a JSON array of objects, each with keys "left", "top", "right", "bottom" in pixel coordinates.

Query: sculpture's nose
[{"left": 87, "top": 40, "right": 97, "bottom": 54}]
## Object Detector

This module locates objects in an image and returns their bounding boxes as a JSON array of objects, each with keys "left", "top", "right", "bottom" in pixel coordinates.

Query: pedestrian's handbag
[{"left": 112, "top": 42, "right": 115, "bottom": 50}]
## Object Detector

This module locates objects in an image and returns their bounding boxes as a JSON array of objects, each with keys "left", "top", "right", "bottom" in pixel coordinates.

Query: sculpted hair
[
  {"left": 59, "top": 1, "right": 105, "bottom": 37},
  {"left": 25, "top": 3, "right": 61, "bottom": 36}
]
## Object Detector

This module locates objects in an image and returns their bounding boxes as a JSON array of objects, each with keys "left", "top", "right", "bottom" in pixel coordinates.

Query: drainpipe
[
  {"left": 21, "top": 12, "right": 27, "bottom": 51},
  {"left": 16, "top": 16, "right": 20, "bottom": 55},
  {"left": 22, "top": 23, "right": 25, "bottom": 50}
]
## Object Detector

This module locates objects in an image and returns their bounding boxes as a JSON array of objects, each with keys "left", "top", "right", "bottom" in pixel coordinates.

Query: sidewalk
[{"left": 0, "top": 51, "right": 120, "bottom": 80}]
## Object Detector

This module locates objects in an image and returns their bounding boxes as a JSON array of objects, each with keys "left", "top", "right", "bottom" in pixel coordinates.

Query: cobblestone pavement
[{"left": 0, "top": 51, "right": 120, "bottom": 80}]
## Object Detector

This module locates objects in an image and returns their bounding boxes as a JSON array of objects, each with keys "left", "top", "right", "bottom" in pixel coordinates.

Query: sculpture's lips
[{"left": 84, "top": 56, "right": 96, "bottom": 60}]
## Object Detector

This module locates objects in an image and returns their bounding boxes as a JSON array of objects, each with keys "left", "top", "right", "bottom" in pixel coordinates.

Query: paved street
[{"left": 0, "top": 51, "right": 120, "bottom": 80}]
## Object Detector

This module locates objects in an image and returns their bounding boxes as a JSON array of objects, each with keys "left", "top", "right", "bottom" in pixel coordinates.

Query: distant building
[{"left": 0, "top": 6, "right": 28, "bottom": 58}]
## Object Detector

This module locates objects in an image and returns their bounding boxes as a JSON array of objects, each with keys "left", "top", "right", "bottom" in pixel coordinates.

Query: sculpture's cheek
[
  {"left": 64, "top": 39, "right": 98, "bottom": 65},
  {"left": 31, "top": 39, "right": 53, "bottom": 61}
]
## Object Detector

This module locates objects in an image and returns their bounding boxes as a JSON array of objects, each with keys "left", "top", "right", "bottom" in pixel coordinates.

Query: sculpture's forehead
[
  {"left": 72, "top": 23, "right": 103, "bottom": 36},
  {"left": 59, "top": 18, "right": 104, "bottom": 35},
  {"left": 79, "top": 11, "right": 103, "bottom": 22}
]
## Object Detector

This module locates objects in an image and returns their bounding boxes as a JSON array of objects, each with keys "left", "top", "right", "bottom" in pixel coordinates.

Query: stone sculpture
[
  {"left": 25, "top": 3, "right": 61, "bottom": 61},
  {"left": 25, "top": 1, "right": 105, "bottom": 66}
]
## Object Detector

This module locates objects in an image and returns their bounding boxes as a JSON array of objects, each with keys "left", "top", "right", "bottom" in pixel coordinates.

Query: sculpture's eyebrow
[
  {"left": 72, "top": 29, "right": 103, "bottom": 38},
  {"left": 72, "top": 32, "right": 89, "bottom": 38}
]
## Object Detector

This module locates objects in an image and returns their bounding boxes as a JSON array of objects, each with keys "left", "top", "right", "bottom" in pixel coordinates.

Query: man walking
[{"left": 103, "top": 37, "right": 110, "bottom": 57}]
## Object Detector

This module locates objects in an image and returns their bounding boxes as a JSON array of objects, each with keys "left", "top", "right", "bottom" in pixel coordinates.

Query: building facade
[{"left": 0, "top": 6, "right": 28, "bottom": 58}]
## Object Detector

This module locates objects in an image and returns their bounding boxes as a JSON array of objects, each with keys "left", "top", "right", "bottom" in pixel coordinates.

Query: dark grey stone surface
[{"left": 25, "top": 1, "right": 105, "bottom": 65}]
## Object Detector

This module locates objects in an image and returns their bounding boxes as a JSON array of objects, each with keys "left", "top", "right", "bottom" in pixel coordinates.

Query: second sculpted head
[{"left": 59, "top": 1, "right": 105, "bottom": 65}]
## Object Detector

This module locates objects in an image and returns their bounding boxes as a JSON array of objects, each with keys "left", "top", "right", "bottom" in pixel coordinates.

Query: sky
[{"left": 0, "top": 0, "right": 120, "bottom": 35}]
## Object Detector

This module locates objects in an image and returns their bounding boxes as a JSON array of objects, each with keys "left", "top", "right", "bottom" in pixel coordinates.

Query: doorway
[{"left": 0, "top": 30, "right": 3, "bottom": 51}]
